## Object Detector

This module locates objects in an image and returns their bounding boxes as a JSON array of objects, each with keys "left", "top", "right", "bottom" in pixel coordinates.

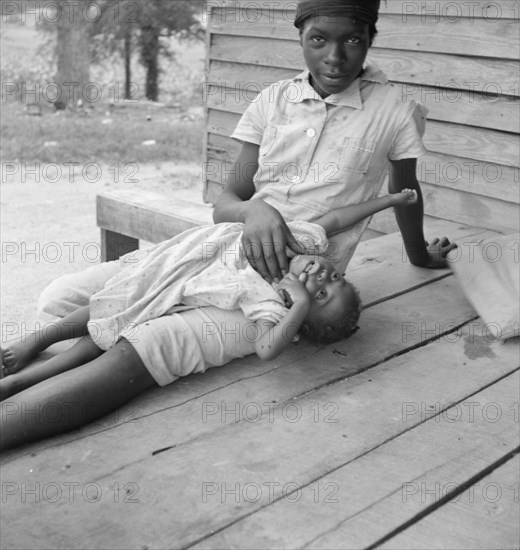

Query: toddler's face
[{"left": 288, "top": 255, "right": 356, "bottom": 321}]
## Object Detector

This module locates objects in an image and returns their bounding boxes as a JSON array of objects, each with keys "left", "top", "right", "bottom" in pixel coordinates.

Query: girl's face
[{"left": 299, "top": 15, "right": 371, "bottom": 99}]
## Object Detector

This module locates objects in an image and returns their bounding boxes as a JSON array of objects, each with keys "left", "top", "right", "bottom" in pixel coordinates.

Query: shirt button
[{"left": 306, "top": 128, "right": 316, "bottom": 138}]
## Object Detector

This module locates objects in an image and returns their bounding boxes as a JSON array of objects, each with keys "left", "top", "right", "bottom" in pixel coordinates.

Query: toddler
[{"left": 1, "top": 189, "right": 417, "bottom": 402}]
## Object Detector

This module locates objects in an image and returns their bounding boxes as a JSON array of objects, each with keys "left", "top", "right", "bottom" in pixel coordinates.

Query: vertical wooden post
[{"left": 101, "top": 229, "right": 139, "bottom": 262}]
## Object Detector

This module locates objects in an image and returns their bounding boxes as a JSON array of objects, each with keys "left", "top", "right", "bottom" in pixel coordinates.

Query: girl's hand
[
  {"left": 276, "top": 273, "right": 312, "bottom": 309},
  {"left": 424, "top": 237, "right": 458, "bottom": 268},
  {"left": 242, "top": 201, "right": 308, "bottom": 284},
  {"left": 392, "top": 188, "right": 418, "bottom": 206}
]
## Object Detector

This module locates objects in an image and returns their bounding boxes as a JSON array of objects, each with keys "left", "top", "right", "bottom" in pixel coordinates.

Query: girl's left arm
[
  {"left": 389, "top": 158, "right": 456, "bottom": 268},
  {"left": 388, "top": 158, "right": 428, "bottom": 265}
]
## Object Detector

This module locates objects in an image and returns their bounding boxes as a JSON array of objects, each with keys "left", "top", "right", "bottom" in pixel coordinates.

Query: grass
[
  {"left": 1, "top": 17, "right": 206, "bottom": 165},
  {"left": 0, "top": 100, "right": 204, "bottom": 164}
]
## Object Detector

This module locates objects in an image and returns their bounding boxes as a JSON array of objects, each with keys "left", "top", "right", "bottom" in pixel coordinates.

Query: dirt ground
[{"left": 0, "top": 161, "right": 203, "bottom": 344}]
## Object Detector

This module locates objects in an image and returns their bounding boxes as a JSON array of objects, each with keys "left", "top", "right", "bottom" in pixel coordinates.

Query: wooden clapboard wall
[{"left": 203, "top": 0, "right": 520, "bottom": 233}]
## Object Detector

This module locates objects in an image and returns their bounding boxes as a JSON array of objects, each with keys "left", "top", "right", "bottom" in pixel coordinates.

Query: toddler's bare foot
[
  {"left": 2, "top": 336, "right": 44, "bottom": 375},
  {"left": 392, "top": 189, "right": 418, "bottom": 206}
]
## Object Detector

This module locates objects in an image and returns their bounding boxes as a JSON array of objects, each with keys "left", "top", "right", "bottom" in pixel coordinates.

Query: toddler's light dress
[{"left": 88, "top": 220, "right": 327, "bottom": 350}]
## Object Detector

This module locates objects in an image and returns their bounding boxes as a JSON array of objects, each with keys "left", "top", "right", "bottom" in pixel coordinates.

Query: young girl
[{"left": 0, "top": 189, "right": 416, "bottom": 449}]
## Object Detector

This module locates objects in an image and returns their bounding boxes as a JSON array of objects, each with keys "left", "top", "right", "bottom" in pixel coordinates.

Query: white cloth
[
  {"left": 88, "top": 220, "right": 327, "bottom": 350},
  {"left": 448, "top": 233, "right": 520, "bottom": 340}
]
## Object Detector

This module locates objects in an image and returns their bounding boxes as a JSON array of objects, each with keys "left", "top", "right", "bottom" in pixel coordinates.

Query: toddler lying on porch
[{"left": 1, "top": 189, "right": 417, "bottom": 449}]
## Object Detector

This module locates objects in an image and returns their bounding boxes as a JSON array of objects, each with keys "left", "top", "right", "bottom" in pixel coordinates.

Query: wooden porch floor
[{"left": 1, "top": 219, "right": 519, "bottom": 549}]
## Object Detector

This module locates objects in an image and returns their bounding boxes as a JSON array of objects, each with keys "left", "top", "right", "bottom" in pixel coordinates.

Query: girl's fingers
[
  {"left": 243, "top": 238, "right": 256, "bottom": 268},
  {"left": 285, "top": 228, "right": 309, "bottom": 257},
  {"left": 244, "top": 238, "right": 268, "bottom": 281},
  {"left": 273, "top": 236, "right": 289, "bottom": 277},
  {"left": 257, "top": 245, "right": 276, "bottom": 282},
  {"left": 261, "top": 238, "right": 284, "bottom": 282},
  {"left": 442, "top": 243, "right": 458, "bottom": 256},
  {"left": 243, "top": 233, "right": 285, "bottom": 283}
]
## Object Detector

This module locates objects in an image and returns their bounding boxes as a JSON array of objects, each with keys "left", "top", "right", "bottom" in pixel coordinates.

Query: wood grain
[
  {"left": 379, "top": 454, "right": 520, "bottom": 550},
  {"left": 211, "top": 9, "right": 520, "bottom": 60},
  {"left": 209, "top": 35, "right": 519, "bottom": 96}
]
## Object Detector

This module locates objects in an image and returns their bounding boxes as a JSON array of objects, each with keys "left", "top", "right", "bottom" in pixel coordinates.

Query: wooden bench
[{"left": 97, "top": 188, "right": 213, "bottom": 261}]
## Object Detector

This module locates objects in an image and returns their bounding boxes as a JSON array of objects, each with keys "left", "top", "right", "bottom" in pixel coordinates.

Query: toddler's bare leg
[
  {"left": 0, "top": 336, "right": 103, "bottom": 401},
  {"left": 0, "top": 338, "right": 156, "bottom": 451},
  {"left": 2, "top": 306, "right": 90, "bottom": 375}
]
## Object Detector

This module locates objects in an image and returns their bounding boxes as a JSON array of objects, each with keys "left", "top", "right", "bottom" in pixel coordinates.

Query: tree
[
  {"left": 92, "top": 0, "right": 202, "bottom": 101},
  {"left": 88, "top": 0, "right": 137, "bottom": 99},
  {"left": 53, "top": 0, "right": 96, "bottom": 108},
  {"left": 36, "top": 0, "right": 201, "bottom": 105},
  {"left": 136, "top": 0, "right": 200, "bottom": 101}
]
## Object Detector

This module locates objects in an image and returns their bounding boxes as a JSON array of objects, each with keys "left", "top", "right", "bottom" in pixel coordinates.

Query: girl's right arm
[
  {"left": 314, "top": 190, "right": 418, "bottom": 236},
  {"left": 213, "top": 142, "right": 307, "bottom": 282},
  {"left": 213, "top": 141, "right": 260, "bottom": 223}
]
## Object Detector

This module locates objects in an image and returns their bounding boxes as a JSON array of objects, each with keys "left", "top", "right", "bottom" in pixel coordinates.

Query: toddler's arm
[
  {"left": 254, "top": 274, "right": 311, "bottom": 361},
  {"left": 314, "top": 189, "right": 418, "bottom": 236}
]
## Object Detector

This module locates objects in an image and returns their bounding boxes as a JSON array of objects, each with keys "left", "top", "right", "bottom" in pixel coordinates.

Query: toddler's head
[{"left": 288, "top": 254, "right": 361, "bottom": 344}]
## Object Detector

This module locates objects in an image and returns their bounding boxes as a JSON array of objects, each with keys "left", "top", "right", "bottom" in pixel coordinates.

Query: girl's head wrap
[{"left": 294, "top": 0, "right": 381, "bottom": 28}]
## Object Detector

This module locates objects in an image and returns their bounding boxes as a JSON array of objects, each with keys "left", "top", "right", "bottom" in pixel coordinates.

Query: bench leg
[{"left": 101, "top": 229, "right": 139, "bottom": 262}]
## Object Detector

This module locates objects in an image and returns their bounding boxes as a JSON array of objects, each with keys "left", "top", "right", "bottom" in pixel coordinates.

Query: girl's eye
[
  {"left": 347, "top": 37, "right": 361, "bottom": 44},
  {"left": 311, "top": 35, "right": 324, "bottom": 42},
  {"left": 331, "top": 272, "right": 340, "bottom": 281}
]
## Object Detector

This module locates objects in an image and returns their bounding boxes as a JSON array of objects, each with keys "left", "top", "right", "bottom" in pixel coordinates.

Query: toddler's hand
[
  {"left": 276, "top": 273, "right": 311, "bottom": 308},
  {"left": 393, "top": 189, "right": 418, "bottom": 206}
]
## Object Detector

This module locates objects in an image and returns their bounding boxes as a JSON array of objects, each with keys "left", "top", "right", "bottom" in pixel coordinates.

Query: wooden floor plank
[
  {"left": 190, "top": 370, "right": 519, "bottom": 550},
  {"left": 378, "top": 454, "right": 520, "bottom": 550},
  {"left": 1, "top": 321, "right": 517, "bottom": 550},
  {"left": 293, "top": 374, "right": 520, "bottom": 550},
  {"left": 1, "top": 276, "right": 477, "bottom": 467}
]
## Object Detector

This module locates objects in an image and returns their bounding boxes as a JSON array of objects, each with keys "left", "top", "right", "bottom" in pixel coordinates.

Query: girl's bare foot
[{"left": 2, "top": 335, "right": 45, "bottom": 375}]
